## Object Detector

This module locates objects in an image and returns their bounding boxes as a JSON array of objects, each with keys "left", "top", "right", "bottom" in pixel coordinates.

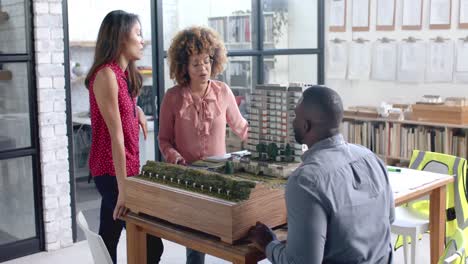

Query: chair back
[
  {"left": 77, "top": 211, "right": 113, "bottom": 264},
  {"left": 409, "top": 150, "right": 468, "bottom": 238},
  {"left": 439, "top": 228, "right": 466, "bottom": 264}
]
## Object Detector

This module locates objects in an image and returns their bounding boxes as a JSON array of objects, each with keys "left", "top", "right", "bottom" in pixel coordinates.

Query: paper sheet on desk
[{"left": 389, "top": 170, "right": 448, "bottom": 194}]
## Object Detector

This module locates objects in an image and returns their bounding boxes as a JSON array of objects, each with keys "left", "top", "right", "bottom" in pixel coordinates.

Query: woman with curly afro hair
[{"left": 158, "top": 26, "right": 249, "bottom": 263}]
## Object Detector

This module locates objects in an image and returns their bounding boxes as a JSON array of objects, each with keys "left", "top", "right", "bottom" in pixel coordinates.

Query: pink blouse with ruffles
[{"left": 158, "top": 80, "right": 248, "bottom": 164}]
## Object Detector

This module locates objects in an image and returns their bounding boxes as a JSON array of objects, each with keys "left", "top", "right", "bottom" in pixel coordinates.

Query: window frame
[
  {"left": 0, "top": 0, "right": 45, "bottom": 261},
  {"left": 152, "top": 0, "right": 324, "bottom": 161}
]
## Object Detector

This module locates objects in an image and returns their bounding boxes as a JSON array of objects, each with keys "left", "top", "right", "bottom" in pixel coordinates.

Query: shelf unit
[
  {"left": 342, "top": 115, "right": 468, "bottom": 166},
  {"left": 0, "top": 11, "right": 8, "bottom": 23},
  {"left": 208, "top": 12, "right": 275, "bottom": 91},
  {"left": 0, "top": 70, "right": 12, "bottom": 81}
]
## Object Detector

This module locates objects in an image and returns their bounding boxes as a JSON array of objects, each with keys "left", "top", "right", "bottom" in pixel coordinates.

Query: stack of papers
[{"left": 388, "top": 168, "right": 449, "bottom": 194}]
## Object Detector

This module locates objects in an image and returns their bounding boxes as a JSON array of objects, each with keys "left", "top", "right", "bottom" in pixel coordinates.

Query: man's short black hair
[{"left": 302, "top": 85, "right": 343, "bottom": 129}]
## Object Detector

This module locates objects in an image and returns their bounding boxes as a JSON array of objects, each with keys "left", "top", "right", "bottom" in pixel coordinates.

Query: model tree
[
  {"left": 256, "top": 142, "right": 268, "bottom": 160},
  {"left": 224, "top": 160, "right": 234, "bottom": 174},
  {"left": 267, "top": 143, "right": 279, "bottom": 161},
  {"left": 284, "top": 143, "right": 293, "bottom": 162}
]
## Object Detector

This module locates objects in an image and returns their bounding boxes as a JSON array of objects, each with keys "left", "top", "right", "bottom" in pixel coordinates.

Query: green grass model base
[{"left": 138, "top": 161, "right": 260, "bottom": 202}]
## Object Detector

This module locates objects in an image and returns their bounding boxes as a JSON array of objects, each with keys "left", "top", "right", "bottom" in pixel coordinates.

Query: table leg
[
  {"left": 429, "top": 185, "right": 446, "bottom": 264},
  {"left": 127, "top": 221, "right": 147, "bottom": 264}
]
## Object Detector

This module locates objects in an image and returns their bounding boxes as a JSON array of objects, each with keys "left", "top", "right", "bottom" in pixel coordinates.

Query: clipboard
[
  {"left": 329, "top": 0, "right": 347, "bottom": 32},
  {"left": 402, "top": 0, "right": 424, "bottom": 30},
  {"left": 376, "top": 0, "right": 396, "bottom": 31},
  {"left": 429, "top": 0, "right": 452, "bottom": 29},
  {"left": 460, "top": 0, "right": 468, "bottom": 29},
  {"left": 352, "top": 0, "right": 370, "bottom": 31}
]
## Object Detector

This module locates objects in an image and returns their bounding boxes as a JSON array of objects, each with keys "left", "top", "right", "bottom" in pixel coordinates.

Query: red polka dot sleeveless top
[{"left": 88, "top": 61, "right": 140, "bottom": 177}]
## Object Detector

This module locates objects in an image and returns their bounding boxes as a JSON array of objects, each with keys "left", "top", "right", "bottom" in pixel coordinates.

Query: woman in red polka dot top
[{"left": 84, "top": 10, "right": 163, "bottom": 263}]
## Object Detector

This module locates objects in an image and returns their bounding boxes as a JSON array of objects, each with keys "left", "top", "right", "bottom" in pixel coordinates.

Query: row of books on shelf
[
  {"left": 208, "top": 13, "right": 275, "bottom": 44},
  {"left": 342, "top": 121, "right": 468, "bottom": 160},
  {"left": 343, "top": 121, "right": 386, "bottom": 155},
  {"left": 208, "top": 16, "right": 251, "bottom": 43},
  {"left": 448, "top": 130, "right": 468, "bottom": 160},
  {"left": 388, "top": 124, "right": 445, "bottom": 159}
]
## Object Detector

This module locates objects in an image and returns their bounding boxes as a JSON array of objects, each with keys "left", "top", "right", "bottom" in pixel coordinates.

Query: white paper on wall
[
  {"left": 429, "top": 0, "right": 451, "bottom": 25},
  {"left": 352, "top": 0, "right": 370, "bottom": 28},
  {"left": 397, "top": 42, "right": 426, "bottom": 83},
  {"left": 461, "top": 0, "right": 468, "bottom": 24},
  {"left": 330, "top": 0, "right": 346, "bottom": 27},
  {"left": 455, "top": 40, "right": 468, "bottom": 82},
  {"left": 371, "top": 41, "right": 398, "bottom": 81},
  {"left": 327, "top": 41, "right": 348, "bottom": 79},
  {"left": 377, "top": 0, "right": 395, "bottom": 26},
  {"left": 348, "top": 42, "right": 371, "bottom": 80},
  {"left": 425, "top": 40, "right": 454, "bottom": 82},
  {"left": 402, "top": 0, "right": 423, "bottom": 26}
]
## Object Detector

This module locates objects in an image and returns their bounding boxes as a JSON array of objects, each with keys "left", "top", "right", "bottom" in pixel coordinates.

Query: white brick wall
[{"left": 33, "top": 0, "right": 73, "bottom": 251}]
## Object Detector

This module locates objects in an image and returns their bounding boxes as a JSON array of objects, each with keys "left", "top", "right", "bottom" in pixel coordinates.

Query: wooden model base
[
  {"left": 411, "top": 104, "right": 468, "bottom": 125},
  {"left": 125, "top": 176, "right": 286, "bottom": 244}
]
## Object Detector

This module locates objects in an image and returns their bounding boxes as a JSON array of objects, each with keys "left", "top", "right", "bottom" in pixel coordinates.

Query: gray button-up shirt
[{"left": 266, "top": 134, "right": 394, "bottom": 264}]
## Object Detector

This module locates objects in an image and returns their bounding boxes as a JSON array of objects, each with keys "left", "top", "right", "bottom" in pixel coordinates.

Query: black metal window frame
[
  {"left": 151, "top": 0, "right": 325, "bottom": 161},
  {"left": 0, "top": 0, "right": 45, "bottom": 262}
]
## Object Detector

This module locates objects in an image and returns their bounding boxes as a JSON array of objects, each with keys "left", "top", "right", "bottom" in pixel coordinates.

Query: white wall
[
  {"left": 34, "top": 0, "right": 73, "bottom": 251},
  {"left": 67, "top": 0, "right": 152, "bottom": 41},
  {"left": 326, "top": 0, "right": 468, "bottom": 109}
]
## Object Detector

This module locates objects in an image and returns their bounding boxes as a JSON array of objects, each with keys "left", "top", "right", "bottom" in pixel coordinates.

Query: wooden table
[
  {"left": 389, "top": 168, "right": 454, "bottom": 264},
  {"left": 124, "top": 167, "right": 453, "bottom": 264},
  {"left": 123, "top": 212, "right": 287, "bottom": 264}
]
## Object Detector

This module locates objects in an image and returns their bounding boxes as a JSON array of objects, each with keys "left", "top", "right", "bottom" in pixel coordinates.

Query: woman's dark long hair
[{"left": 85, "top": 10, "right": 142, "bottom": 97}]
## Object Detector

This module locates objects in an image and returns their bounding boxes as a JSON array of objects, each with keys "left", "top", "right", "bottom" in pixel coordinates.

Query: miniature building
[
  {"left": 226, "top": 127, "right": 244, "bottom": 153},
  {"left": 232, "top": 83, "right": 307, "bottom": 178},
  {"left": 246, "top": 83, "right": 304, "bottom": 162}
]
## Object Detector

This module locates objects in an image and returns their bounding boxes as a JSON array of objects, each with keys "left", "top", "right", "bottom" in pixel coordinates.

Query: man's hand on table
[{"left": 248, "top": 221, "right": 277, "bottom": 253}]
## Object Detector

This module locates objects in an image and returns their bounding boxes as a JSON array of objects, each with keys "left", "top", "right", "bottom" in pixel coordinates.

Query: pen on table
[{"left": 387, "top": 167, "right": 401, "bottom": 173}]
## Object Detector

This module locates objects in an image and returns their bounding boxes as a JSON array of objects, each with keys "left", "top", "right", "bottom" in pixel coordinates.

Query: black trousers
[{"left": 94, "top": 175, "right": 164, "bottom": 263}]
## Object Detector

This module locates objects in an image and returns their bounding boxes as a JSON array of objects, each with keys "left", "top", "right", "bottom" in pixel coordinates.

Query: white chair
[
  {"left": 77, "top": 211, "right": 113, "bottom": 264},
  {"left": 391, "top": 207, "right": 430, "bottom": 264},
  {"left": 391, "top": 152, "right": 456, "bottom": 264}
]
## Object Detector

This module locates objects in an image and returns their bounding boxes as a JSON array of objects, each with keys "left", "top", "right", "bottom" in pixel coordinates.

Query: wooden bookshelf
[
  {"left": 208, "top": 12, "right": 274, "bottom": 90},
  {"left": 342, "top": 115, "right": 468, "bottom": 166}
]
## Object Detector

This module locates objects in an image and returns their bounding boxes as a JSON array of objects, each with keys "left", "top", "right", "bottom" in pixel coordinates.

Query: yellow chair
[
  {"left": 392, "top": 150, "right": 468, "bottom": 264},
  {"left": 439, "top": 228, "right": 466, "bottom": 264}
]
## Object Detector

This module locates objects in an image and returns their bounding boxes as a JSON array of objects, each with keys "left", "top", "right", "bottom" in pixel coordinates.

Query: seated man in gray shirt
[{"left": 249, "top": 86, "right": 394, "bottom": 264}]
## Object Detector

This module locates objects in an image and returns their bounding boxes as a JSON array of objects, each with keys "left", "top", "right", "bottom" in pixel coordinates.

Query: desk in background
[
  {"left": 389, "top": 167, "right": 454, "bottom": 264},
  {"left": 72, "top": 112, "right": 155, "bottom": 176}
]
